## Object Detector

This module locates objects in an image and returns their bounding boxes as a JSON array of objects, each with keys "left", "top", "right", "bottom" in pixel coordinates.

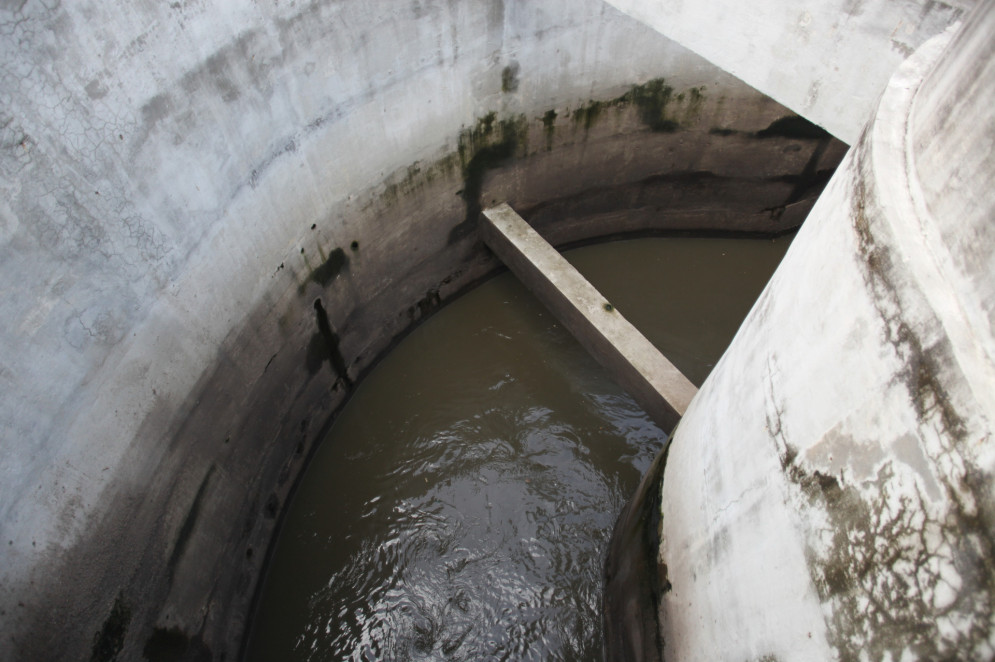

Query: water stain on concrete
[
  {"left": 89, "top": 594, "right": 130, "bottom": 662},
  {"left": 298, "top": 246, "right": 348, "bottom": 294}
]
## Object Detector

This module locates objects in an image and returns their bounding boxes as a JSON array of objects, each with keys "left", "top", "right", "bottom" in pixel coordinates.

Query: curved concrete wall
[
  {"left": 0, "top": 1, "right": 845, "bottom": 659},
  {"left": 639, "top": 6, "right": 994, "bottom": 660},
  {"left": 604, "top": 0, "right": 973, "bottom": 143}
]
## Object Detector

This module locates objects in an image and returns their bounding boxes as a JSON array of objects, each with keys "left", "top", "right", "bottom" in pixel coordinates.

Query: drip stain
[{"left": 310, "top": 298, "right": 352, "bottom": 388}]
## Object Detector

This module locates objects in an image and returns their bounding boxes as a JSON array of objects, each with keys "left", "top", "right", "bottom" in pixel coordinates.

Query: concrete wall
[
  {"left": 646, "top": 6, "right": 995, "bottom": 659},
  {"left": 0, "top": 1, "right": 844, "bottom": 659},
  {"left": 603, "top": 0, "right": 973, "bottom": 143}
]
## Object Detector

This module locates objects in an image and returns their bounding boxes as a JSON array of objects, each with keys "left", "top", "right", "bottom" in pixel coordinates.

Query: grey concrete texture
[
  {"left": 604, "top": 0, "right": 975, "bottom": 144},
  {"left": 645, "top": 5, "right": 995, "bottom": 660},
  {"left": 0, "top": 0, "right": 845, "bottom": 659},
  {"left": 482, "top": 203, "right": 697, "bottom": 433}
]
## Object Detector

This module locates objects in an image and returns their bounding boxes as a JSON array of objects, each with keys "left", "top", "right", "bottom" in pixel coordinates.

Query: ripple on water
[{"left": 248, "top": 236, "right": 793, "bottom": 661}]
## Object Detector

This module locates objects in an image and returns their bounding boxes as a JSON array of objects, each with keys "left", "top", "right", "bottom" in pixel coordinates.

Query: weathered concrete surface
[
  {"left": 630, "top": 6, "right": 995, "bottom": 660},
  {"left": 603, "top": 442, "right": 669, "bottom": 662},
  {"left": 0, "top": 1, "right": 845, "bottom": 659},
  {"left": 603, "top": 0, "right": 972, "bottom": 143},
  {"left": 482, "top": 203, "right": 697, "bottom": 433}
]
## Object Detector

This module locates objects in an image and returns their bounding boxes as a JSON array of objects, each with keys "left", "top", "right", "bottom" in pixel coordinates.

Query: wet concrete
[{"left": 246, "top": 235, "right": 793, "bottom": 660}]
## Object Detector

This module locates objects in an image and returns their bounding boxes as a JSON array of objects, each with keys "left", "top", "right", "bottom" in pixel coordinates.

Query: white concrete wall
[
  {"left": 13, "top": 0, "right": 974, "bottom": 657},
  {"left": 602, "top": 0, "right": 973, "bottom": 143},
  {"left": 1, "top": 1, "right": 826, "bottom": 658},
  {"left": 0, "top": 0, "right": 639, "bottom": 576},
  {"left": 659, "top": 8, "right": 995, "bottom": 659}
]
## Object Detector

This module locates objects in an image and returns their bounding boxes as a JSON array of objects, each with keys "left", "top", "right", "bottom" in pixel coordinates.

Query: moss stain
[
  {"left": 627, "top": 79, "right": 679, "bottom": 132},
  {"left": 448, "top": 112, "right": 528, "bottom": 244},
  {"left": 572, "top": 98, "right": 614, "bottom": 131},
  {"left": 570, "top": 79, "right": 703, "bottom": 134},
  {"left": 541, "top": 109, "right": 557, "bottom": 151},
  {"left": 374, "top": 156, "right": 462, "bottom": 210},
  {"left": 368, "top": 78, "right": 724, "bottom": 246},
  {"left": 683, "top": 86, "right": 706, "bottom": 124}
]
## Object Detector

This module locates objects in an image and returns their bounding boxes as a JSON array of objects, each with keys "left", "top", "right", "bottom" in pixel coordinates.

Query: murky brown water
[{"left": 247, "top": 235, "right": 792, "bottom": 661}]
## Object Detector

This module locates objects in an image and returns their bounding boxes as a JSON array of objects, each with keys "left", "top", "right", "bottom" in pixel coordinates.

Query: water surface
[{"left": 248, "top": 235, "right": 792, "bottom": 661}]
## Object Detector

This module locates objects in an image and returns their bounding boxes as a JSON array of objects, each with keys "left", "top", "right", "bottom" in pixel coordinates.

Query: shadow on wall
[{"left": 0, "top": 1, "right": 847, "bottom": 660}]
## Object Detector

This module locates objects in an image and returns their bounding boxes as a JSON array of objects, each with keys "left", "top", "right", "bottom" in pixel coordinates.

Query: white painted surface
[
  {"left": 661, "top": 11, "right": 995, "bottom": 659},
  {"left": 602, "top": 0, "right": 972, "bottom": 143}
]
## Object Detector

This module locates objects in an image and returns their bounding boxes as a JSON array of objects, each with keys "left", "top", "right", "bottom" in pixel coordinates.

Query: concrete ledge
[{"left": 481, "top": 203, "right": 697, "bottom": 433}]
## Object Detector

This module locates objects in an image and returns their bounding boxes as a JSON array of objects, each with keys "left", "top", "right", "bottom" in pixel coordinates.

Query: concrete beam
[{"left": 481, "top": 203, "right": 697, "bottom": 433}]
